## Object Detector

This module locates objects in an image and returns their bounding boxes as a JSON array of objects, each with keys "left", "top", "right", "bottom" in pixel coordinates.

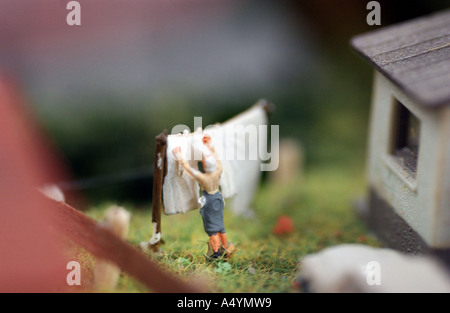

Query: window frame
[{"left": 383, "top": 96, "right": 422, "bottom": 192}]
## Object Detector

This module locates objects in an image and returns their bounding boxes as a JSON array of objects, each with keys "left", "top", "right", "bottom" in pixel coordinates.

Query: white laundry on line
[{"left": 162, "top": 104, "right": 268, "bottom": 216}]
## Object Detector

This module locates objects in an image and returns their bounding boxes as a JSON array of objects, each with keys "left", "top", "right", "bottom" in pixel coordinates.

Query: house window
[{"left": 391, "top": 99, "right": 420, "bottom": 174}]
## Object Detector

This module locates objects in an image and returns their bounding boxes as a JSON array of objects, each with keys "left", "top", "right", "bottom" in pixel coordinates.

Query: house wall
[
  {"left": 368, "top": 71, "right": 444, "bottom": 247},
  {"left": 435, "top": 106, "right": 450, "bottom": 247}
]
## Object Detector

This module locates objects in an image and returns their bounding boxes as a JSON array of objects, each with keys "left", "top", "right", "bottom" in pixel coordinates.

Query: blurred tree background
[{"left": 3, "top": 0, "right": 447, "bottom": 205}]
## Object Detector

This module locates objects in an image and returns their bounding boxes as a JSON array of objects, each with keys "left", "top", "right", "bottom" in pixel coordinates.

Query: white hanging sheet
[{"left": 162, "top": 104, "right": 267, "bottom": 215}]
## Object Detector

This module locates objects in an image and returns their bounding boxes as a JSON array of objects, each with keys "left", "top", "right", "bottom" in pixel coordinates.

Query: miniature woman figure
[{"left": 172, "top": 134, "right": 231, "bottom": 258}]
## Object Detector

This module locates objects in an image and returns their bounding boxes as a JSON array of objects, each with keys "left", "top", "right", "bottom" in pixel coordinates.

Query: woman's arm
[
  {"left": 212, "top": 147, "right": 222, "bottom": 173},
  {"left": 203, "top": 135, "right": 222, "bottom": 173},
  {"left": 172, "top": 147, "right": 204, "bottom": 182},
  {"left": 180, "top": 159, "right": 204, "bottom": 181}
]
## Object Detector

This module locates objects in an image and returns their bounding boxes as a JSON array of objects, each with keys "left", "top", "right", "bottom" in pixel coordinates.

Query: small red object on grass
[
  {"left": 273, "top": 215, "right": 294, "bottom": 235},
  {"left": 358, "top": 235, "right": 367, "bottom": 243}
]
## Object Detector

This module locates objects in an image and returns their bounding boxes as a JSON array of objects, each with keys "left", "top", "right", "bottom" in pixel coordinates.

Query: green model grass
[{"left": 83, "top": 162, "right": 379, "bottom": 293}]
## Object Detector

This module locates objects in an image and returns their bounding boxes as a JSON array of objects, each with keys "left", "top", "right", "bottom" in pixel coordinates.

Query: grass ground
[{"left": 81, "top": 161, "right": 380, "bottom": 293}]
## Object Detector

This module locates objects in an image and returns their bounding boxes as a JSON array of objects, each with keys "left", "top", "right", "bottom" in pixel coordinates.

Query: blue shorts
[{"left": 199, "top": 190, "right": 226, "bottom": 236}]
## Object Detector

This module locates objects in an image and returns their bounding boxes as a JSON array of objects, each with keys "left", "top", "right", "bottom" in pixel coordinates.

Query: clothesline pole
[{"left": 149, "top": 129, "right": 168, "bottom": 252}]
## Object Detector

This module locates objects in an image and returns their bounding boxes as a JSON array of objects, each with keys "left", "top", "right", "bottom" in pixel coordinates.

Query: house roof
[{"left": 351, "top": 9, "right": 450, "bottom": 108}]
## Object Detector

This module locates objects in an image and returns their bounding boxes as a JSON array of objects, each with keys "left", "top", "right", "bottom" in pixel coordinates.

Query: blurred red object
[
  {"left": 273, "top": 215, "right": 294, "bottom": 235},
  {"left": 0, "top": 75, "right": 69, "bottom": 292}
]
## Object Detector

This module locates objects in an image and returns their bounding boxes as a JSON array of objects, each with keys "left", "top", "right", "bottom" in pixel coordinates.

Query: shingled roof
[{"left": 351, "top": 9, "right": 450, "bottom": 108}]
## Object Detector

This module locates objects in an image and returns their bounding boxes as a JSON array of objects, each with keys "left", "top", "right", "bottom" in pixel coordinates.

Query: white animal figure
[{"left": 298, "top": 244, "right": 450, "bottom": 293}]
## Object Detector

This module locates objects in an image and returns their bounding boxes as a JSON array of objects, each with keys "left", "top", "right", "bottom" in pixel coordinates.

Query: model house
[{"left": 351, "top": 9, "right": 450, "bottom": 262}]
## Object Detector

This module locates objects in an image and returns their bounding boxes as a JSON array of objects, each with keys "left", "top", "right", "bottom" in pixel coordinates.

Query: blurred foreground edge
[
  {"left": 48, "top": 198, "right": 200, "bottom": 293},
  {"left": 0, "top": 75, "right": 199, "bottom": 293}
]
